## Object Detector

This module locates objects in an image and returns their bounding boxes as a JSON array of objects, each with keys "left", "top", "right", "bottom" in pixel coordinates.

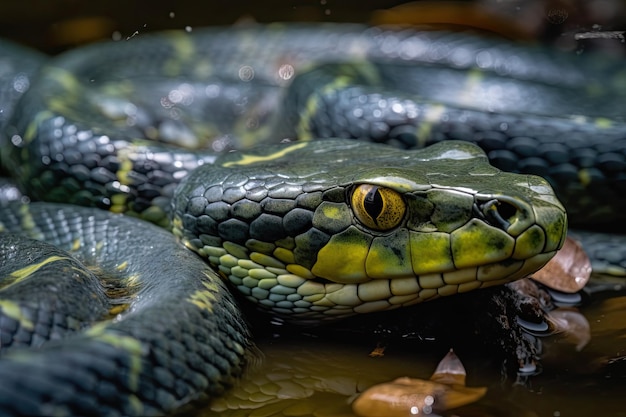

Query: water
[{"left": 199, "top": 291, "right": 626, "bottom": 417}]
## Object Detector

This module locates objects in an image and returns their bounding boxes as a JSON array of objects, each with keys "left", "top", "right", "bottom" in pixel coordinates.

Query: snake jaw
[
  {"left": 182, "top": 232, "right": 560, "bottom": 323},
  {"left": 178, "top": 210, "right": 566, "bottom": 323}
]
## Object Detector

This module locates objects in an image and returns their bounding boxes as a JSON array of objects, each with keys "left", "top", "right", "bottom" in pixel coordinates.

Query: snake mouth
[
  {"left": 227, "top": 251, "right": 558, "bottom": 322},
  {"left": 198, "top": 231, "right": 560, "bottom": 322}
]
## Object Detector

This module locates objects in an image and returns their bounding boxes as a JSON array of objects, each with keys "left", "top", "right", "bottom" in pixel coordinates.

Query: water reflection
[{"left": 199, "top": 290, "right": 626, "bottom": 417}]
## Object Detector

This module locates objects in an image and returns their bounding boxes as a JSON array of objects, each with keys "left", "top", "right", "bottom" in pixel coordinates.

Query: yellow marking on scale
[
  {"left": 23, "top": 110, "right": 55, "bottom": 143},
  {"left": 116, "top": 147, "right": 134, "bottom": 186},
  {"left": 594, "top": 117, "right": 613, "bottom": 129},
  {"left": 171, "top": 216, "right": 185, "bottom": 239},
  {"left": 222, "top": 142, "right": 308, "bottom": 167},
  {"left": 192, "top": 58, "right": 213, "bottom": 78},
  {"left": 127, "top": 395, "right": 144, "bottom": 416},
  {"left": 110, "top": 147, "right": 135, "bottom": 213},
  {"left": 296, "top": 73, "right": 356, "bottom": 140},
  {"left": 44, "top": 67, "right": 85, "bottom": 118},
  {"left": 70, "top": 266, "right": 95, "bottom": 279},
  {"left": 95, "top": 241, "right": 105, "bottom": 255},
  {"left": 8, "top": 255, "right": 70, "bottom": 283},
  {"left": 124, "top": 274, "right": 142, "bottom": 290},
  {"left": 108, "top": 304, "right": 130, "bottom": 316},
  {"left": 188, "top": 280, "right": 219, "bottom": 312},
  {"left": 415, "top": 104, "right": 446, "bottom": 147},
  {"left": 109, "top": 194, "right": 128, "bottom": 214},
  {"left": 0, "top": 300, "right": 34, "bottom": 330},
  {"left": 321, "top": 204, "right": 344, "bottom": 220},
  {"left": 100, "top": 79, "right": 135, "bottom": 96},
  {"left": 85, "top": 323, "right": 144, "bottom": 394},
  {"left": 163, "top": 32, "right": 196, "bottom": 77},
  {"left": 116, "top": 261, "right": 129, "bottom": 271},
  {"left": 71, "top": 238, "right": 81, "bottom": 251},
  {"left": 44, "top": 66, "right": 83, "bottom": 92},
  {"left": 415, "top": 67, "right": 480, "bottom": 147},
  {"left": 18, "top": 204, "right": 36, "bottom": 234},
  {"left": 578, "top": 169, "right": 591, "bottom": 187},
  {"left": 458, "top": 68, "right": 484, "bottom": 107}
]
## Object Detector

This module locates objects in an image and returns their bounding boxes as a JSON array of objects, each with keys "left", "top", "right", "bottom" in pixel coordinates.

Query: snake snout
[{"left": 474, "top": 195, "right": 532, "bottom": 235}]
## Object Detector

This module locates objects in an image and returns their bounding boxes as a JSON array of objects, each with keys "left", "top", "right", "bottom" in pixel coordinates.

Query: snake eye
[{"left": 351, "top": 184, "right": 406, "bottom": 231}]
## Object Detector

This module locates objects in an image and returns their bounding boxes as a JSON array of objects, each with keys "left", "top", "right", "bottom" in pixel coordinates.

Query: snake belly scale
[{"left": 2, "top": 22, "right": 619, "bottom": 415}]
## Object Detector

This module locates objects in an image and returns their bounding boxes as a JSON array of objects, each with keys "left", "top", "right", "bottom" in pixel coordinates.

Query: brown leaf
[
  {"left": 352, "top": 351, "right": 487, "bottom": 416},
  {"left": 531, "top": 237, "right": 591, "bottom": 293}
]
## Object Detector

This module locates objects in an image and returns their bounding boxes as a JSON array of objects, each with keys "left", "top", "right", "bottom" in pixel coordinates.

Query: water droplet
[
  {"left": 12, "top": 74, "right": 29, "bottom": 93},
  {"left": 238, "top": 65, "right": 255, "bottom": 82},
  {"left": 278, "top": 64, "right": 295, "bottom": 80}
]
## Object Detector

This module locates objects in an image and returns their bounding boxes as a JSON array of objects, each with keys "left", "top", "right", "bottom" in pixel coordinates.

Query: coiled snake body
[{"left": 0, "top": 23, "right": 623, "bottom": 415}]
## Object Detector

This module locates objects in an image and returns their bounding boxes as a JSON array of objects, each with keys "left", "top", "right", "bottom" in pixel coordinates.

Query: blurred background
[{"left": 0, "top": 0, "right": 624, "bottom": 55}]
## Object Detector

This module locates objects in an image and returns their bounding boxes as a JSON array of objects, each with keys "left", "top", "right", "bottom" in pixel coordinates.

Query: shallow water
[{"left": 199, "top": 290, "right": 626, "bottom": 417}]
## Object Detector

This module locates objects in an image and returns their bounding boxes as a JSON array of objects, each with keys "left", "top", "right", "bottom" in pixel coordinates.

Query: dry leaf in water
[{"left": 352, "top": 350, "right": 486, "bottom": 417}]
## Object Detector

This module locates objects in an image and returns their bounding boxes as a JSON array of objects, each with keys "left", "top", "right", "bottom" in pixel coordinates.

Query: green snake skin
[
  {"left": 173, "top": 139, "right": 566, "bottom": 320},
  {"left": 0, "top": 24, "right": 623, "bottom": 415},
  {"left": 0, "top": 202, "right": 252, "bottom": 415},
  {"left": 2, "top": 24, "right": 625, "bottom": 227}
]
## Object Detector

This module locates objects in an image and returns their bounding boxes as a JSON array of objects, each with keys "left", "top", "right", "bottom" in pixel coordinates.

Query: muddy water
[{"left": 199, "top": 290, "right": 626, "bottom": 417}]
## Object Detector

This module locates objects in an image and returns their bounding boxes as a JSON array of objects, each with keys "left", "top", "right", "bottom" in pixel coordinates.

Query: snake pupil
[
  {"left": 364, "top": 187, "right": 383, "bottom": 224},
  {"left": 351, "top": 184, "right": 406, "bottom": 231}
]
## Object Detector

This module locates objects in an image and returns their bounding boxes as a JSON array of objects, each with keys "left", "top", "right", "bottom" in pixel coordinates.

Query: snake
[{"left": 0, "top": 23, "right": 623, "bottom": 415}]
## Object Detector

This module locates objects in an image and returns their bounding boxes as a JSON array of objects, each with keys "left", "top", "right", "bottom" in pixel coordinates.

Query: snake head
[{"left": 173, "top": 139, "right": 567, "bottom": 322}]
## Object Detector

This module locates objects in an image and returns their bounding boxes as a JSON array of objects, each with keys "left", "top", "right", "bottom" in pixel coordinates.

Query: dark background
[{"left": 1, "top": 0, "right": 625, "bottom": 55}]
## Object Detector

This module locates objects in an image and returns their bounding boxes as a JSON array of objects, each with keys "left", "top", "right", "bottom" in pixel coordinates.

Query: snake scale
[{"left": 0, "top": 23, "right": 624, "bottom": 415}]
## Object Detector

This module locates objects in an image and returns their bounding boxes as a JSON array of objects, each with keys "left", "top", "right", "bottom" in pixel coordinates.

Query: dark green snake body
[
  {"left": 0, "top": 23, "right": 622, "bottom": 415},
  {"left": 0, "top": 203, "right": 251, "bottom": 415},
  {"left": 2, "top": 24, "right": 625, "bottom": 226}
]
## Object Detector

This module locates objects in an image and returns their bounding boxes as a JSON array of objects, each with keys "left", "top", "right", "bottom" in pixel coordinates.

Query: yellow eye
[{"left": 351, "top": 184, "right": 406, "bottom": 231}]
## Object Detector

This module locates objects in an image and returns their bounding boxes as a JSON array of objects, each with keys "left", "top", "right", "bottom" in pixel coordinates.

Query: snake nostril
[
  {"left": 496, "top": 201, "right": 518, "bottom": 223},
  {"left": 476, "top": 198, "right": 519, "bottom": 230}
]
